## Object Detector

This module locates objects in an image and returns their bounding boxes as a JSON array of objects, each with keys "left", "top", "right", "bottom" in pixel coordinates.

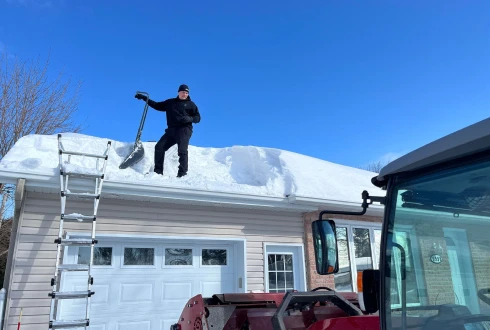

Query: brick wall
[
  {"left": 303, "top": 210, "right": 382, "bottom": 290},
  {"left": 412, "top": 220, "right": 454, "bottom": 306}
]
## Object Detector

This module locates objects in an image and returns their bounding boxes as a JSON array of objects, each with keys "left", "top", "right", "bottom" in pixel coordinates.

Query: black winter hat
[{"left": 178, "top": 84, "right": 189, "bottom": 93}]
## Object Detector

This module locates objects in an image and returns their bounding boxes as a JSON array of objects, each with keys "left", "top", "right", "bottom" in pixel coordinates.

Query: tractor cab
[{"left": 315, "top": 117, "right": 490, "bottom": 330}]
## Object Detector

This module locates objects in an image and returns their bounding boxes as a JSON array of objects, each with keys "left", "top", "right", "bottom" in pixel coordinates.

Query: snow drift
[{"left": 0, "top": 133, "right": 384, "bottom": 203}]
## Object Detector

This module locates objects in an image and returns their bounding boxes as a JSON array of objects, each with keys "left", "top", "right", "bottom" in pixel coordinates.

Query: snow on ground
[{"left": 0, "top": 133, "right": 384, "bottom": 203}]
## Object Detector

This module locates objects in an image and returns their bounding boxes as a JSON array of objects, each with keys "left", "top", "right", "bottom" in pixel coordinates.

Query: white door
[{"left": 59, "top": 238, "right": 237, "bottom": 330}]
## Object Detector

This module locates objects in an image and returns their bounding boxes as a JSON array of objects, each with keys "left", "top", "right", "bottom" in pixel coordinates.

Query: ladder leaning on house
[{"left": 48, "top": 134, "right": 112, "bottom": 329}]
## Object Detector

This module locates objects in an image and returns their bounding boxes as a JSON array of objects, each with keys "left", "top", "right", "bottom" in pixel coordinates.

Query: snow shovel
[{"left": 119, "top": 91, "right": 150, "bottom": 169}]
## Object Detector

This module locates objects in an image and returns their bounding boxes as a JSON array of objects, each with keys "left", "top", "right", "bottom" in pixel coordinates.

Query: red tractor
[
  {"left": 172, "top": 116, "right": 490, "bottom": 330},
  {"left": 170, "top": 190, "right": 381, "bottom": 330}
]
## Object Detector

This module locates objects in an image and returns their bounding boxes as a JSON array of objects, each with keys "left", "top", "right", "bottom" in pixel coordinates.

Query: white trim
[
  {"left": 242, "top": 240, "right": 247, "bottom": 292},
  {"left": 263, "top": 243, "right": 307, "bottom": 292},
  {"left": 66, "top": 232, "right": 247, "bottom": 293},
  {"left": 347, "top": 226, "right": 356, "bottom": 288}
]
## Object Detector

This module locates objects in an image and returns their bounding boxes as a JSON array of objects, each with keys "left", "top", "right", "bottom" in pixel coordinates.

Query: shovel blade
[{"left": 119, "top": 140, "right": 145, "bottom": 169}]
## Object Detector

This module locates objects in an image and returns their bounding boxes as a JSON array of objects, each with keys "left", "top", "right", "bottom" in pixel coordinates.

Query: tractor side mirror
[{"left": 312, "top": 219, "right": 339, "bottom": 275}]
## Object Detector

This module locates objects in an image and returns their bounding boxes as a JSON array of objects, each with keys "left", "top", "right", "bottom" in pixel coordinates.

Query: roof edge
[{"left": 0, "top": 169, "right": 384, "bottom": 214}]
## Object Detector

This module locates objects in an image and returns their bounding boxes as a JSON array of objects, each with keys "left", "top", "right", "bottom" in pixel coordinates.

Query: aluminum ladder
[{"left": 48, "top": 133, "right": 112, "bottom": 329}]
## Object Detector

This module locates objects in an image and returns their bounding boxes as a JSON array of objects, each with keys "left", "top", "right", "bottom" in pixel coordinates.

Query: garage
[{"left": 57, "top": 236, "right": 243, "bottom": 330}]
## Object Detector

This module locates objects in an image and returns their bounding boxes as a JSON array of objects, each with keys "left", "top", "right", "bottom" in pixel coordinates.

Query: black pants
[{"left": 154, "top": 126, "right": 192, "bottom": 174}]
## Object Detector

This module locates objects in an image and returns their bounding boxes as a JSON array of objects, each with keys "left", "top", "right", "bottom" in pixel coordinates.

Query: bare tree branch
[
  {"left": 0, "top": 218, "right": 12, "bottom": 286},
  {"left": 360, "top": 160, "right": 387, "bottom": 173},
  {"left": 0, "top": 52, "right": 83, "bottom": 161}
]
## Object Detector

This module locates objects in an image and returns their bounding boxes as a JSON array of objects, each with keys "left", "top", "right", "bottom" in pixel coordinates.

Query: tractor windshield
[{"left": 385, "top": 155, "right": 490, "bottom": 330}]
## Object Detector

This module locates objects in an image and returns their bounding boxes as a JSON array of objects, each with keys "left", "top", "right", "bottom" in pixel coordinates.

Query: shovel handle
[{"left": 135, "top": 91, "right": 150, "bottom": 143}]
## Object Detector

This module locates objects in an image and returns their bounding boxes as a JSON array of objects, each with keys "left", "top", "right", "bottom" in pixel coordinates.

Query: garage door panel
[
  {"left": 120, "top": 282, "right": 154, "bottom": 303},
  {"left": 162, "top": 282, "right": 192, "bottom": 301},
  {"left": 93, "top": 284, "right": 110, "bottom": 305},
  {"left": 200, "top": 279, "right": 235, "bottom": 297}
]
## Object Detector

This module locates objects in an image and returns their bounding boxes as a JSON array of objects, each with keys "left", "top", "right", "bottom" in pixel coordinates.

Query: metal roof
[{"left": 372, "top": 117, "right": 490, "bottom": 187}]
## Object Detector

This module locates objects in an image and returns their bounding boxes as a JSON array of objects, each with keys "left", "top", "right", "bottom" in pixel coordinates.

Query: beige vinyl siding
[{"left": 5, "top": 191, "right": 304, "bottom": 330}]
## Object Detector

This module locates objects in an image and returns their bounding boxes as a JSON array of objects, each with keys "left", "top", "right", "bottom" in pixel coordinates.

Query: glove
[{"left": 135, "top": 93, "right": 148, "bottom": 101}]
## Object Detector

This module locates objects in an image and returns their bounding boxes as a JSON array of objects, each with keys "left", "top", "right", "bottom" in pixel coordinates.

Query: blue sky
[{"left": 1, "top": 0, "right": 490, "bottom": 169}]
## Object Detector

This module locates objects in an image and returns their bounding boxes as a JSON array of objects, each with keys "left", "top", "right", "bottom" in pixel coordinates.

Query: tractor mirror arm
[{"left": 318, "top": 190, "right": 385, "bottom": 220}]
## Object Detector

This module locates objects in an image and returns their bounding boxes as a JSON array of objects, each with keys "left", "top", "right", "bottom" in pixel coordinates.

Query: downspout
[{"left": 2, "top": 179, "right": 26, "bottom": 330}]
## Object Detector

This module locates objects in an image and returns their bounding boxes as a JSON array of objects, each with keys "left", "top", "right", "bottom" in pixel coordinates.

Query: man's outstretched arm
[{"left": 135, "top": 93, "right": 170, "bottom": 112}]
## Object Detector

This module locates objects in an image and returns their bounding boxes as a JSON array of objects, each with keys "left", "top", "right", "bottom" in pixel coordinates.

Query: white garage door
[{"left": 58, "top": 237, "right": 237, "bottom": 330}]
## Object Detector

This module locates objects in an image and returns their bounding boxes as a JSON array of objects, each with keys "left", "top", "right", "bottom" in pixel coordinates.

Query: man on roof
[{"left": 135, "top": 84, "right": 201, "bottom": 178}]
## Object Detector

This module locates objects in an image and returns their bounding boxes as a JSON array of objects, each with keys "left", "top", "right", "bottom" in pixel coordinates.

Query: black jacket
[{"left": 147, "top": 96, "right": 201, "bottom": 128}]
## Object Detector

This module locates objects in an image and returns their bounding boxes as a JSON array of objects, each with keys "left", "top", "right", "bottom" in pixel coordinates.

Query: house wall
[
  {"left": 4, "top": 191, "right": 305, "bottom": 330},
  {"left": 303, "top": 210, "right": 383, "bottom": 290}
]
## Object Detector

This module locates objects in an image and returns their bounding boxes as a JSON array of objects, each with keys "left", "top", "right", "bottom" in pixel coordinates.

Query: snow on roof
[{"left": 0, "top": 133, "right": 384, "bottom": 204}]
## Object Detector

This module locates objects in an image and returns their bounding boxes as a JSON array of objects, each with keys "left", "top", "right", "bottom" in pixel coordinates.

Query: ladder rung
[
  {"left": 49, "top": 290, "right": 94, "bottom": 299},
  {"left": 61, "top": 191, "right": 100, "bottom": 199},
  {"left": 62, "top": 213, "right": 95, "bottom": 222},
  {"left": 49, "top": 319, "right": 89, "bottom": 329},
  {"left": 58, "top": 264, "right": 90, "bottom": 272},
  {"left": 60, "top": 149, "right": 108, "bottom": 159},
  {"left": 55, "top": 238, "right": 97, "bottom": 246},
  {"left": 62, "top": 170, "right": 104, "bottom": 179}
]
